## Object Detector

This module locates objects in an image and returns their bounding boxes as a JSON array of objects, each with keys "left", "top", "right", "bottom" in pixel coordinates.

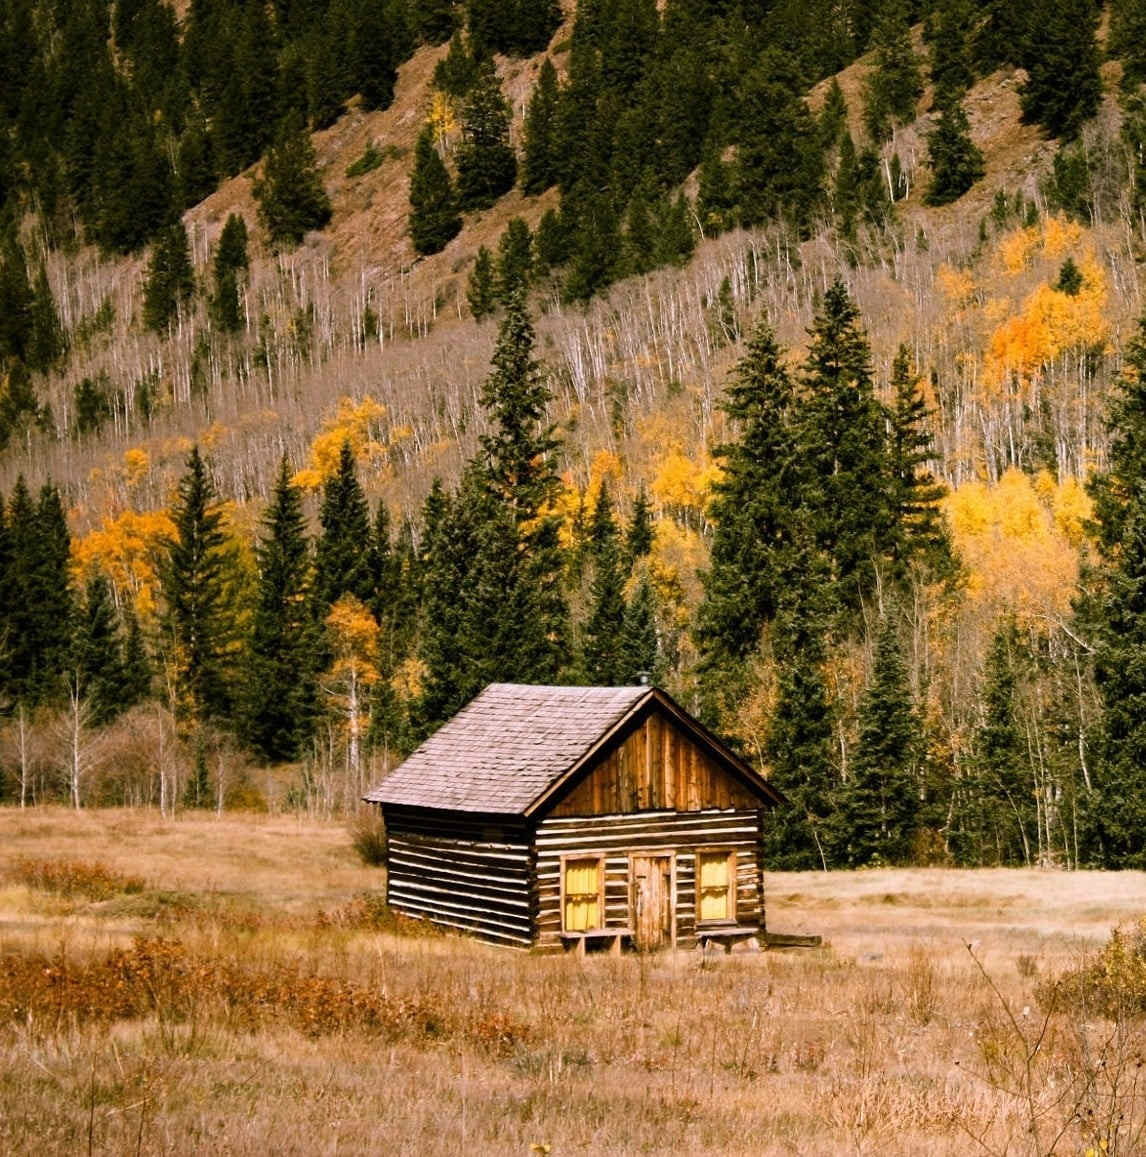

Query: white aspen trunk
[
  {"left": 158, "top": 701, "right": 168, "bottom": 818},
  {"left": 70, "top": 686, "right": 82, "bottom": 810},
  {"left": 347, "top": 667, "right": 360, "bottom": 798},
  {"left": 18, "top": 704, "right": 29, "bottom": 810}
]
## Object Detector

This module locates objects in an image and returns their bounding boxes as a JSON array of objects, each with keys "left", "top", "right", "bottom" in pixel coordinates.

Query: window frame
[
  {"left": 694, "top": 847, "right": 738, "bottom": 926},
  {"left": 560, "top": 853, "right": 606, "bottom": 933}
]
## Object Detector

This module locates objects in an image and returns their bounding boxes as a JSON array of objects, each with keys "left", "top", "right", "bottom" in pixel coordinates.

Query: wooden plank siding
[
  {"left": 533, "top": 809, "right": 765, "bottom": 952},
  {"left": 547, "top": 708, "right": 761, "bottom": 817},
  {"left": 384, "top": 806, "right": 533, "bottom": 946}
]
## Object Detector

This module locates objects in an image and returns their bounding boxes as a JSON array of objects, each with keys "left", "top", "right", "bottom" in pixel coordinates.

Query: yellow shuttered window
[
  {"left": 697, "top": 851, "right": 732, "bottom": 922},
  {"left": 564, "top": 857, "right": 602, "bottom": 931}
]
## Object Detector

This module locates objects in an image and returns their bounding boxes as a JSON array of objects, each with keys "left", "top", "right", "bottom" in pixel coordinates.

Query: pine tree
[
  {"left": 253, "top": 114, "right": 332, "bottom": 250},
  {"left": 1085, "top": 313, "right": 1146, "bottom": 866},
  {"left": 455, "top": 61, "right": 516, "bottom": 210},
  {"left": 622, "top": 180, "right": 657, "bottom": 278},
  {"left": 432, "top": 30, "right": 478, "bottom": 97},
  {"left": 313, "top": 440, "right": 374, "bottom": 611},
  {"left": 861, "top": 2, "right": 922, "bottom": 143},
  {"left": 0, "top": 236, "right": 32, "bottom": 364},
  {"left": 819, "top": 78, "right": 849, "bottom": 149},
  {"left": 121, "top": 600, "right": 152, "bottom": 707},
  {"left": 582, "top": 481, "right": 627, "bottom": 684},
  {"left": 696, "top": 142, "right": 737, "bottom": 237},
  {"left": 353, "top": 0, "right": 398, "bottom": 110},
  {"left": 72, "top": 570, "right": 128, "bottom": 728},
  {"left": 27, "top": 265, "right": 65, "bottom": 373},
  {"left": 929, "top": 0, "right": 975, "bottom": 105},
  {"left": 1112, "top": 0, "right": 1146, "bottom": 90},
  {"left": 1056, "top": 256, "right": 1083, "bottom": 296},
  {"left": 521, "top": 57, "right": 559, "bottom": 195},
  {"left": 243, "top": 456, "right": 316, "bottom": 762},
  {"left": 838, "top": 612, "right": 921, "bottom": 865},
  {"left": 653, "top": 193, "right": 695, "bottom": 268},
  {"left": 211, "top": 214, "right": 249, "bottom": 333},
  {"left": 496, "top": 216, "right": 533, "bottom": 301},
  {"left": 1019, "top": 0, "right": 1101, "bottom": 140},
  {"left": 409, "top": 126, "right": 461, "bottom": 255},
  {"left": 696, "top": 323, "right": 803, "bottom": 682},
  {"left": 563, "top": 185, "right": 620, "bottom": 303},
  {"left": 886, "top": 345, "right": 955, "bottom": 581},
  {"left": 924, "top": 96, "right": 984, "bottom": 206},
  {"left": 625, "top": 486, "right": 654, "bottom": 569},
  {"left": 618, "top": 573, "right": 660, "bottom": 684},
  {"left": 159, "top": 446, "right": 238, "bottom": 725},
  {"left": 467, "top": 245, "right": 496, "bottom": 320},
  {"left": 970, "top": 618, "right": 1034, "bottom": 865},
  {"left": 142, "top": 221, "right": 195, "bottom": 333},
  {"left": 799, "top": 280, "right": 892, "bottom": 613}
]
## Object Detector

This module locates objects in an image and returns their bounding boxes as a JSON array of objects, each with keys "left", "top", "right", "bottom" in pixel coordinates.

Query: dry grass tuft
[{"left": 6, "top": 855, "right": 145, "bottom": 900}]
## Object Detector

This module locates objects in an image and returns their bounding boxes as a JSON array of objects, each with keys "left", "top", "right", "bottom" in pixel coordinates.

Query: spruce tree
[
  {"left": 72, "top": 570, "right": 128, "bottom": 728},
  {"left": 800, "top": 280, "right": 892, "bottom": 613},
  {"left": 886, "top": 344, "right": 954, "bottom": 580},
  {"left": 27, "top": 265, "right": 65, "bottom": 373},
  {"left": 582, "top": 481, "right": 627, "bottom": 684},
  {"left": 838, "top": 612, "right": 921, "bottom": 865},
  {"left": 211, "top": 214, "right": 249, "bottom": 333},
  {"left": 353, "top": 0, "right": 398, "bottom": 110},
  {"left": 121, "top": 600, "right": 152, "bottom": 707},
  {"left": 521, "top": 57, "right": 559, "bottom": 195},
  {"left": 243, "top": 456, "right": 316, "bottom": 762},
  {"left": 142, "top": 221, "right": 195, "bottom": 333},
  {"left": 924, "top": 96, "right": 984, "bottom": 206},
  {"left": 861, "top": 2, "right": 922, "bottom": 143},
  {"left": 183, "top": 739, "right": 212, "bottom": 808},
  {"left": 696, "top": 323, "right": 803, "bottom": 689},
  {"left": 159, "top": 446, "right": 238, "bottom": 725},
  {"left": 1111, "top": 0, "right": 1146, "bottom": 90},
  {"left": 313, "top": 440, "right": 374, "bottom": 611},
  {"left": 625, "top": 486, "right": 654, "bottom": 569},
  {"left": 253, "top": 114, "right": 333, "bottom": 250},
  {"left": 496, "top": 217, "right": 533, "bottom": 301},
  {"left": 929, "top": 0, "right": 976, "bottom": 105},
  {"left": 432, "top": 30, "right": 479, "bottom": 97},
  {"left": 1085, "top": 313, "right": 1146, "bottom": 865},
  {"left": 409, "top": 126, "right": 461, "bottom": 255},
  {"left": 1019, "top": 0, "right": 1101, "bottom": 140},
  {"left": 467, "top": 245, "right": 496, "bottom": 320},
  {"left": 819, "top": 78, "right": 849, "bottom": 149},
  {"left": 653, "top": 193, "right": 695, "bottom": 268},
  {"left": 455, "top": 61, "right": 516, "bottom": 210},
  {"left": 618, "top": 574, "right": 660, "bottom": 684}
]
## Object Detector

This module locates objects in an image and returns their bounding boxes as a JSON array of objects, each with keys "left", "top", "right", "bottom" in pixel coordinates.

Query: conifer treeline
[{"left": 5, "top": 281, "right": 1145, "bottom": 873}]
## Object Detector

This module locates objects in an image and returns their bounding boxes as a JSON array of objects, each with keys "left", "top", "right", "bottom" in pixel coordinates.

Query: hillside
[{"left": 3, "top": 0, "right": 1146, "bottom": 872}]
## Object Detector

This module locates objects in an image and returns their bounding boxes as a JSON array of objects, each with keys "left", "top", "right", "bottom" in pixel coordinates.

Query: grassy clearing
[{"left": 2, "top": 809, "right": 1146, "bottom": 1155}]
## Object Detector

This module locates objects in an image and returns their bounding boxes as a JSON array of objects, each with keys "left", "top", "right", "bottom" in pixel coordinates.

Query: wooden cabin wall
[
  {"left": 547, "top": 710, "right": 761, "bottom": 817},
  {"left": 384, "top": 806, "right": 533, "bottom": 947},
  {"left": 534, "top": 809, "right": 764, "bottom": 952}
]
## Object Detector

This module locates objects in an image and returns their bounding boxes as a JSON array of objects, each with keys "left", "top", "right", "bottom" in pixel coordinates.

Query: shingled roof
[{"left": 364, "top": 682, "right": 782, "bottom": 815}]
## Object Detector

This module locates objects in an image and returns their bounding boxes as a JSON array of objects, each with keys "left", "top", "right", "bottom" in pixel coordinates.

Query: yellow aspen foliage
[
  {"left": 936, "top": 263, "right": 976, "bottom": 307},
  {"left": 998, "top": 225, "right": 1041, "bottom": 274},
  {"left": 547, "top": 450, "right": 624, "bottom": 550},
  {"left": 647, "top": 520, "right": 706, "bottom": 630},
  {"left": 944, "top": 468, "right": 1081, "bottom": 617},
  {"left": 1041, "top": 214, "right": 1085, "bottom": 257},
  {"left": 122, "top": 448, "right": 150, "bottom": 487},
  {"left": 71, "top": 509, "right": 178, "bottom": 619},
  {"left": 201, "top": 421, "right": 228, "bottom": 449},
  {"left": 1052, "top": 475, "right": 1093, "bottom": 546},
  {"left": 651, "top": 449, "right": 720, "bottom": 521},
  {"left": 292, "top": 396, "right": 389, "bottom": 490},
  {"left": 428, "top": 91, "right": 458, "bottom": 149},
  {"left": 394, "top": 655, "right": 427, "bottom": 702},
  {"left": 322, "top": 595, "right": 381, "bottom": 774}
]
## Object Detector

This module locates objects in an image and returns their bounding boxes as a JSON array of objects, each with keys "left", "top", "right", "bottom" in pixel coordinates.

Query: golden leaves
[
  {"left": 71, "top": 508, "right": 178, "bottom": 620},
  {"left": 293, "top": 396, "right": 390, "bottom": 491}
]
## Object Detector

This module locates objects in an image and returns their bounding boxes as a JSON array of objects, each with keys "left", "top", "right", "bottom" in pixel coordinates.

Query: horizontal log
[
  {"left": 389, "top": 890, "right": 531, "bottom": 936},
  {"left": 392, "top": 908, "right": 531, "bottom": 947}
]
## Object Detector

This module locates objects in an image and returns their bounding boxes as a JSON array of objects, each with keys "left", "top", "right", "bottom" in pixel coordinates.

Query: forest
[{"left": 2, "top": 0, "right": 1146, "bottom": 870}]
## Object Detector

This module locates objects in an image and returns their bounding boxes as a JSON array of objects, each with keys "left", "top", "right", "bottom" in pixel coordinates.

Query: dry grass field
[{"left": 2, "top": 808, "right": 1146, "bottom": 1156}]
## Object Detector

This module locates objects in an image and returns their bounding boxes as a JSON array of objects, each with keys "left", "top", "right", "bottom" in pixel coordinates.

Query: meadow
[{"left": 1, "top": 808, "right": 1145, "bottom": 1156}]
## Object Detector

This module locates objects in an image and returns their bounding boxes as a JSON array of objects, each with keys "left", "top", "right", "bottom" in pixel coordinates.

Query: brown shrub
[
  {"left": 6, "top": 855, "right": 145, "bottom": 900},
  {"left": 0, "top": 937, "right": 528, "bottom": 1053},
  {"left": 1040, "top": 919, "right": 1146, "bottom": 1019}
]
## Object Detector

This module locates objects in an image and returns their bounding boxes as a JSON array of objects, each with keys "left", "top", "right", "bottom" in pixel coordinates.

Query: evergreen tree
[
  {"left": 521, "top": 57, "right": 559, "bottom": 195},
  {"left": 886, "top": 345, "right": 954, "bottom": 580},
  {"left": 159, "top": 447, "right": 238, "bottom": 725},
  {"left": 1019, "top": 0, "right": 1101, "bottom": 140},
  {"left": 973, "top": 0, "right": 1026, "bottom": 74},
  {"left": 211, "top": 214, "right": 249, "bottom": 333},
  {"left": 838, "top": 612, "right": 921, "bottom": 865},
  {"left": 432, "top": 30, "right": 478, "bottom": 97},
  {"left": 533, "top": 207, "right": 570, "bottom": 273},
  {"left": 819, "top": 78, "right": 849, "bottom": 149},
  {"left": 924, "top": 96, "right": 985, "bottom": 206},
  {"left": 625, "top": 485, "right": 654, "bottom": 569},
  {"left": 0, "top": 236, "right": 32, "bottom": 364},
  {"left": 582, "top": 481, "right": 627, "bottom": 684},
  {"left": 1085, "top": 313, "right": 1146, "bottom": 866},
  {"left": 27, "top": 265, "right": 65, "bottom": 373},
  {"left": 496, "top": 216, "right": 533, "bottom": 301},
  {"left": 929, "top": 0, "right": 975, "bottom": 105},
  {"left": 183, "top": 739, "right": 212, "bottom": 808},
  {"left": 618, "top": 574, "right": 660, "bottom": 684},
  {"left": 253, "top": 114, "right": 332, "bottom": 250},
  {"left": 467, "top": 245, "right": 496, "bottom": 320},
  {"left": 409, "top": 126, "right": 461, "bottom": 255},
  {"left": 1056, "top": 256, "right": 1083, "bottom": 296},
  {"left": 313, "top": 440, "right": 374, "bottom": 611},
  {"left": 696, "top": 143, "right": 737, "bottom": 237},
  {"left": 653, "top": 193, "right": 695, "bottom": 268},
  {"left": 417, "top": 0, "right": 457, "bottom": 45},
  {"left": 143, "top": 221, "right": 195, "bottom": 333},
  {"left": 1111, "top": 0, "right": 1146, "bottom": 90},
  {"left": 800, "top": 280, "right": 893, "bottom": 613},
  {"left": 455, "top": 61, "right": 516, "bottom": 210},
  {"left": 243, "top": 456, "right": 316, "bottom": 762},
  {"left": 354, "top": 0, "right": 398, "bottom": 110},
  {"left": 861, "top": 2, "right": 922, "bottom": 142},
  {"left": 72, "top": 570, "right": 128, "bottom": 728},
  {"left": 121, "top": 601, "right": 152, "bottom": 707},
  {"left": 176, "top": 113, "right": 217, "bottom": 210},
  {"left": 622, "top": 181, "right": 657, "bottom": 277},
  {"left": 968, "top": 618, "right": 1034, "bottom": 865},
  {"left": 563, "top": 185, "right": 620, "bottom": 302}
]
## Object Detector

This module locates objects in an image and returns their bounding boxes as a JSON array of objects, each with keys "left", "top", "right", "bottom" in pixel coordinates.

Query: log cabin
[{"left": 363, "top": 683, "right": 786, "bottom": 953}]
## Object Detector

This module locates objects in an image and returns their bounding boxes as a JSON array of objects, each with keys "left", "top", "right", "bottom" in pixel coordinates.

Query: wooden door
[{"left": 631, "top": 854, "right": 673, "bottom": 951}]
